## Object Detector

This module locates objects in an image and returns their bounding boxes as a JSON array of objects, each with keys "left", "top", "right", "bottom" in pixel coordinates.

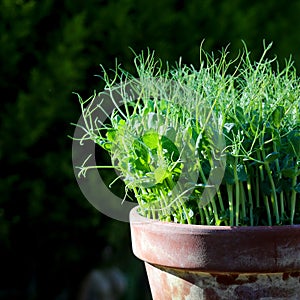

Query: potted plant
[{"left": 73, "top": 43, "right": 300, "bottom": 299}]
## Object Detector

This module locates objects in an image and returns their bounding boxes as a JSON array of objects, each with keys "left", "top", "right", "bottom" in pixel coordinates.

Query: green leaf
[
  {"left": 106, "top": 129, "right": 116, "bottom": 142},
  {"left": 134, "top": 157, "right": 149, "bottom": 172},
  {"left": 100, "top": 141, "right": 112, "bottom": 150},
  {"left": 264, "top": 152, "right": 279, "bottom": 163},
  {"left": 139, "top": 192, "right": 158, "bottom": 203},
  {"left": 261, "top": 180, "right": 271, "bottom": 196},
  {"left": 281, "top": 168, "right": 298, "bottom": 178},
  {"left": 145, "top": 99, "right": 155, "bottom": 113},
  {"left": 113, "top": 114, "right": 122, "bottom": 124},
  {"left": 287, "top": 130, "right": 300, "bottom": 158},
  {"left": 224, "top": 166, "right": 234, "bottom": 184},
  {"left": 237, "top": 164, "right": 247, "bottom": 181},
  {"left": 142, "top": 130, "right": 159, "bottom": 149},
  {"left": 133, "top": 139, "right": 150, "bottom": 163},
  {"left": 250, "top": 112, "right": 260, "bottom": 134},
  {"left": 154, "top": 166, "right": 169, "bottom": 184},
  {"left": 294, "top": 183, "right": 300, "bottom": 193},
  {"left": 271, "top": 106, "right": 284, "bottom": 128},
  {"left": 226, "top": 153, "right": 235, "bottom": 165},
  {"left": 118, "top": 118, "right": 126, "bottom": 126},
  {"left": 159, "top": 98, "right": 169, "bottom": 111},
  {"left": 161, "top": 136, "right": 180, "bottom": 161},
  {"left": 165, "top": 126, "right": 176, "bottom": 141},
  {"left": 224, "top": 123, "right": 235, "bottom": 133},
  {"left": 235, "top": 106, "right": 245, "bottom": 121}
]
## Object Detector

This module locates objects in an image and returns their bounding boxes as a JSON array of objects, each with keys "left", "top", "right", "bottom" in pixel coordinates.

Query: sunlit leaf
[
  {"left": 154, "top": 166, "right": 169, "bottom": 184},
  {"left": 142, "top": 130, "right": 160, "bottom": 149}
]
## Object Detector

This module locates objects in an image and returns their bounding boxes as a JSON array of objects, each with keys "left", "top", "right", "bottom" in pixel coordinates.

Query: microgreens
[{"left": 75, "top": 44, "right": 299, "bottom": 226}]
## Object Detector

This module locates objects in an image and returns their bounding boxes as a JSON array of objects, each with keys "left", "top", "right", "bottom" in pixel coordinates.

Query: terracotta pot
[{"left": 130, "top": 206, "right": 300, "bottom": 300}]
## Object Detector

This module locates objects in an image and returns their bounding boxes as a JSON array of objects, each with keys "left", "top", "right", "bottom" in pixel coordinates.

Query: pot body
[{"left": 130, "top": 207, "right": 300, "bottom": 300}]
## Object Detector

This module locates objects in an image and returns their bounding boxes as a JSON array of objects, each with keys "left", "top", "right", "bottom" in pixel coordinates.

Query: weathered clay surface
[
  {"left": 145, "top": 263, "right": 300, "bottom": 300},
  {"left": 130, "top": 207, "right": 300, "bottom": 273},
  {"left": 129, "top": 207, "right": 300, "bottom": 299}
]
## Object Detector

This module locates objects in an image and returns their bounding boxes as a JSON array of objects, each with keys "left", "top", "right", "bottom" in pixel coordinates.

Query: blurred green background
[{"left": 1, "top": 0, "right": 300, "bottom": 299}]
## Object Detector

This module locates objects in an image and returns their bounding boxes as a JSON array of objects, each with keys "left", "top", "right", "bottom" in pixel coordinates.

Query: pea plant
[{"left": 75, "top": 44, "right": 299, "bottom": 226}]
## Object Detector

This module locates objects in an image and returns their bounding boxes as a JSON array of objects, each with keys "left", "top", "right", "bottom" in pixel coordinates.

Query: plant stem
[
  {"left": 210, "top": 198, "right": 220, "bottom": 225},
  {"left": 217, "top": 190, "right": 228, "bottom": 225},
  {"left": 255, "top": 168, "right": 260, "bottom": 209},
  {"left": 199, "top": 208, "right": 205, "bottom": 225},
  {"left": 273, "top": 142, "right": 285, "bottom": 222},
  {"left": 247, "top": 178, "right": 254, "bottom": 226},
  {"left": 226, "top": 183, "right": 234, "bottom": 226},
  {"left": 240, "top": 181, "right": 247, "bottom": 223},
  {"left": 257, "top": 151, "right": 272, "bottom": 225},
  {"left": 202, "top": 206, "right": 210, "bottom": 224},
  {"left": 179, "top": 198, "right": 192, "bottom": 224},
  {"left": 290, "top": 164, "right": 298, "bottom": 224},
  {"left": 217, "top": 189, "right": 225, "bottom": 211},
  {"left": 264, "top": 162, "right": 280, "bottom": 224},
  {"left": 158, "top": 187, "right": 169, "bottom": 218},
  {"left": 233, "top": 159, "right": 240, "bottom": 226}
]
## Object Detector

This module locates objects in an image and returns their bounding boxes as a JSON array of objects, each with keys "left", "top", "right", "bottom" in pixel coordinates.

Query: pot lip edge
[{"left": 129, "top": 206, "right": 300, "bottom": 231}]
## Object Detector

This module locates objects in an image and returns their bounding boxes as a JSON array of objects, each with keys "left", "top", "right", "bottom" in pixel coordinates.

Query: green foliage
[{"left": 78, "top": 44, "right": 299, "bottom": 227}]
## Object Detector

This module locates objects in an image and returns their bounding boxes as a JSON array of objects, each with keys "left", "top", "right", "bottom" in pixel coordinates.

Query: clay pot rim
[
  {"left": 130, "top": 206, "right": 300, "bottom": 232},
  {"left": 130, "top": 206, "right": 300, "bottom": 272}
]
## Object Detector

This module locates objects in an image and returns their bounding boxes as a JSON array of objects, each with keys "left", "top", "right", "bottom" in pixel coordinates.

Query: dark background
[{"left": 1, "top": 0, "right": 300, "bottom": 299}]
